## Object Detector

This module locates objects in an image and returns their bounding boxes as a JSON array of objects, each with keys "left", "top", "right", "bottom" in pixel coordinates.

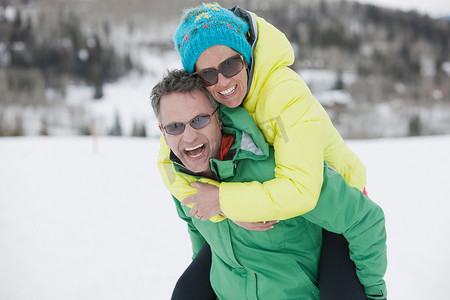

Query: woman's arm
[
  {"left": 157, "top": 137, "right": 226, "bottom": 223},
  {"left": 159, "top": 98, "right": 324, "bottom": 223},
  {"left": 159, "top": 81, "right": 325, "bottom": 223},
  {"left": 219, "top": 78, "right": 325, "bottom": 222},
  {"left": 158, "top": 79, "right": 365, "bottom": 223}
]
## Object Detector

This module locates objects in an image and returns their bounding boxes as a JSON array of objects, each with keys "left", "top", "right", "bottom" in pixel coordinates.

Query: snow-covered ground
[{"left": 1, "top": 135, "right": 449, "bottom": 299}]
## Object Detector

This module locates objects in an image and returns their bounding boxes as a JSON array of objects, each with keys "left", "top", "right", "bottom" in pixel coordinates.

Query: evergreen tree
[
  {"left": 109, "top": 112, "right": 122, "bottom": 136},
  {"left": 11, "top": 113, "right": 24, "bottom": 136},
  {"left": 333, "top": 71, "right": 345, "bottom": 90},
  {"left": 40, "top": 117, "right": 49, "bottom": 136},
  {"left": 132, "top": 120, "right": 147, "bottom": 137}
]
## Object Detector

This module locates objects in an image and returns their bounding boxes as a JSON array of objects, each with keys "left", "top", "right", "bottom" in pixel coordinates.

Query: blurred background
[
  {"left": 0, "top": 0, "right": 449, "bottom": 139},
  {"left": 1, "top": 1, "right": 450, "bottom": 299}
]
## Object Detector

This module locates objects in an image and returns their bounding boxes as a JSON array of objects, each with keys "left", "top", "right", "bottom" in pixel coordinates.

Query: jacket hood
[
  {"left": 230, "top": 7, "right": 295, "bottom": 113},
  {"left": 217, "top": 105, "right": 269, "bottom": 158}
]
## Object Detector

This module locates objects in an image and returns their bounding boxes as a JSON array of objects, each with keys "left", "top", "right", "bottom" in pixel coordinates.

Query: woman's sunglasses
[
  {"left": 194, "top": 54, "right": 245, "bottom": 87},
  {"left": 162, "top": 107, "right": 219, "bottom": 135}
]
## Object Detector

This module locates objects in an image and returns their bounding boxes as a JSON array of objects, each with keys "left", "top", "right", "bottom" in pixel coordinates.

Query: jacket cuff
[
  {"left": 209, "top": 214, "right": 227, "bottom": 223},
  {"left": 365, "top": 283, "right": 387, "bottom": 300}
]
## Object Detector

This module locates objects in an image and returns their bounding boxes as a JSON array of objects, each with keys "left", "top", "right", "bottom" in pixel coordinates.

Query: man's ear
[
  {"left": 216, "top": 108, "right": 222, "bottom": 130},
  {"left": 159, "top": 124, "right": 167, "bottom": 141}
]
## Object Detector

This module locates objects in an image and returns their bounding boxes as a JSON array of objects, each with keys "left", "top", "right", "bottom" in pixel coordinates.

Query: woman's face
[{"left": 195, "top": 45, "right": 248, "bottom": 108}]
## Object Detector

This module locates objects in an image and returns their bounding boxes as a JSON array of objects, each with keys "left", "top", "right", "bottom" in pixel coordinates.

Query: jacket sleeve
[
  {"left": 157, "top": 137, "right": 226, "bottom": 223},
  {"left": 214, "top": 13, "right": 366, "bottom": 222},
  {"left": 318, "top": 103, "right": 367, "bottom": 192},
  {"left": 302, "top": 165, "right": 387, "bottom": 299},
  {"left": 172, "top": 196, "right": 206, "bottom": 259},
  {"left": 157, "top": 78, "right": 364, "bottom": 223},
  {"left": 219, "top": 77, "right": 325, "bottom": 222}
]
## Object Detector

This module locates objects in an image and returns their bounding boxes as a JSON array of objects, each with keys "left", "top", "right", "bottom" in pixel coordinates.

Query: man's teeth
[
  {"left": 219, "top": 85, "right": 236, "bottom": 96},
  {"left": 188, "top": 152, "right": 203, "bottom": 158},
  {"left": 185, "top": 144, "right": 205, "bottom": 158},
  {"left": 185, "top": 144, "right": 204, "bottom": 151}
]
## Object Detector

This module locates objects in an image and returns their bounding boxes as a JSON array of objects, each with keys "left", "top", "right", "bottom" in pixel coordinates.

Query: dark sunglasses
[
  {"left": 162, "top": 107, "right": 219, "bottom": 135},
  {"left": 194, "top": 54, "right": 245, "bottom": 87}
]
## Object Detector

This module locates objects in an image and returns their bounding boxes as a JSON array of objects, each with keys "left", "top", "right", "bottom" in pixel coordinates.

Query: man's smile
[{"left": 184, "top": 143, "right": 206, "bottom": 158}]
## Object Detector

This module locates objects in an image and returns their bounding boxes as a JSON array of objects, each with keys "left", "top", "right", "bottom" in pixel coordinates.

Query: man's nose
[{"left": 181, "top": 123, "right": 199, "bottom": 143}]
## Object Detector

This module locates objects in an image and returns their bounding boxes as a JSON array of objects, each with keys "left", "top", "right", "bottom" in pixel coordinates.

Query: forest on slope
[{"left": 1, "top": 0, "right": 449, "bottom": 138}]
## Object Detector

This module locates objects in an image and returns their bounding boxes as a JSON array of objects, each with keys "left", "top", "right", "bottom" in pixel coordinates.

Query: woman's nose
[{"left": 216, "top": 72, "right": 231, "bottom": 86}]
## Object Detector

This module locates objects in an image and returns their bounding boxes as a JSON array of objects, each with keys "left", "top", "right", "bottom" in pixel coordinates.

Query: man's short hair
[{"left": 150, "top": 69, "right": 219, "bottom": 122}]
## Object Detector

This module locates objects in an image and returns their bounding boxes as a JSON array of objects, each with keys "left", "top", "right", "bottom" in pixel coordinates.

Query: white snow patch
[{"left": 1, "top": 135, "right": 450, "bottom": 299}]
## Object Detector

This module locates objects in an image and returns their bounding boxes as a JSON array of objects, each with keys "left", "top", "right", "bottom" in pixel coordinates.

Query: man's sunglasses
[
  {"left": 162, "top": 107, "right": 219, "bottom": 135},
  {"left": 194, "top": 54, "right": 245, "bottom": 87}
]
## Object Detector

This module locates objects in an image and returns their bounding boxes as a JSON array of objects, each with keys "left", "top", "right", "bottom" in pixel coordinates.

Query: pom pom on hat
[{"left": 174, "top": 3, "right": 252, "bottom": 73}]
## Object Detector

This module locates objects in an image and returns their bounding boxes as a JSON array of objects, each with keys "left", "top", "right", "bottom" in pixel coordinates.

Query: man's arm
[{"left": 302, "top": 164, "right": 387, "bottom": 300}]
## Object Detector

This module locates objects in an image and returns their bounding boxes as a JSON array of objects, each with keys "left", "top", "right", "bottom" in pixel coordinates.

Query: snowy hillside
[{"left": 1, "top": 135, "right": 450, "bottom": 299}]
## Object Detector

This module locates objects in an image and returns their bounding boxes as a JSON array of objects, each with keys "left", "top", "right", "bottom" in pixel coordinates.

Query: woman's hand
[
  {"left": 182, "top": 181, "right": 279, "bottom": 230},
  {"left": 182, "top": 182, "right": 222, "bottom": 221}
]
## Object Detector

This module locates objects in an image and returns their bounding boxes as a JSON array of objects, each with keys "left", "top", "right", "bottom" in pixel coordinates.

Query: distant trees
[
  {"left": 255, "top": 0, "right": 450, "bottom": 103},
  {"left": 0, "top": 110, "right": 24, "bottom": 136},
  {"left": 246, "top": 0, "right": 450, "bottom": 138},
  {"left": 132, "top": 120, "right": 147, "bottom": 137},
  {"left": 0, "top": 3, "right": 135, "bottom": 136},
  {"left": 2, "top": 0, "right": 449, "bottom": 139},
  {"left": 0, "top": 5, "right": 133, "bottom": 99},
  {"left": 108, "top": 111, "right": 123, "bottom": 136},
  {"left": 107, "top": 114, "right": 147, "bottom": 138}
]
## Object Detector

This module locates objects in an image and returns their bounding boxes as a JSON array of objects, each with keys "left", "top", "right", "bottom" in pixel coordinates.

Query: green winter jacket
[{"left": 171, "top": 105, "right": 387, "bottom": 300}]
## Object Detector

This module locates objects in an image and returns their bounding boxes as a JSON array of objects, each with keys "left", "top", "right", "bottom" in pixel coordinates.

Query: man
[{"left": 151, "top": 70, "right": 387, "bottom": 300}]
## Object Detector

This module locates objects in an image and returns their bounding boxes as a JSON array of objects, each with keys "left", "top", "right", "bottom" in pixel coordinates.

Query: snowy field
[{"left": 1, "top": 135, "right": 450, "bottom": 300}]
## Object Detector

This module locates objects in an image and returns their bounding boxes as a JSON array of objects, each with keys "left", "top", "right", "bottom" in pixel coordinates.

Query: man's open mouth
[{"left": 185, "top": 144, "right": 206, "bottom": 158}]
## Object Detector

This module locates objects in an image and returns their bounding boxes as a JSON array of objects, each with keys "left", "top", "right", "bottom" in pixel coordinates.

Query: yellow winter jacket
[{"left": 157, "top": 13, "right": 366, "bottom": 222}]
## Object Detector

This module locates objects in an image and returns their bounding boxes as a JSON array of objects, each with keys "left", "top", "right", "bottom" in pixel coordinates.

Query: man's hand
[
  {"left": 232, "top": 220, "right": 279, "bottom": 231},
  {"left": 182, "top": 182, "right": 222, "bottom": 221}
]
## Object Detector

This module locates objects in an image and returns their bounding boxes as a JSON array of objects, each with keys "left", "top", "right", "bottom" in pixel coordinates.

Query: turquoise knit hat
[{"left": 174, "top": 3, "right": 252, "bottom": 73}]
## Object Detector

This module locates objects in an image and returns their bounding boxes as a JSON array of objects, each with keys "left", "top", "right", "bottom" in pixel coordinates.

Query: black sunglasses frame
[
  {"left": 162, "top": 107, "right": 220, "bottom": 135},
  {"left": 194, "top": 54, "right": 245, "bottom": 87}
]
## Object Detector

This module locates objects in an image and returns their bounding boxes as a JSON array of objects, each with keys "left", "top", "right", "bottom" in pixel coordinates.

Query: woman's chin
[{"left": 218, "top": 95, "right": 243, "bottom": 108}]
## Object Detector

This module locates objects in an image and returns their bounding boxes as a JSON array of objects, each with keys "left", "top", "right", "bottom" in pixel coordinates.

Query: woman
[{"left": 160, "top": 3, "right": 373, "bottom": 300}]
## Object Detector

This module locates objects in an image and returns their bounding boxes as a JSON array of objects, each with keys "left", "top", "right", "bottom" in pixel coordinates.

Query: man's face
[{"left": 159, "top": 90, "right": 222, "bottom": 176}]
